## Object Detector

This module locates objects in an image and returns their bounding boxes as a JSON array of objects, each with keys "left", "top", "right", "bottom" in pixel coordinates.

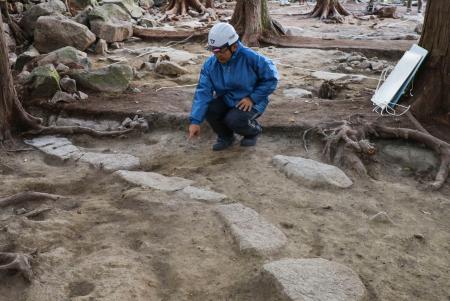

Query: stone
[
  {"left": 68, "top": 0, "right": 98, "bottom": 11},
  {"left": 215, "top": 203, "right": 287, "bottom": 255},
  {"left": 262, "top": 258, "right": 367, "bottom": 301},
  {"left": 73, "top": 5, "right": 94, "bottom": 26},
  {"left": 56, "top": 63, "right": 71, "bottom": 73},
  {"left": 60, "top": 76, "right": 77, "bottom": 93},
  {"left": 283, "top": 88, "right": 312, "bottom": 99},
  {"left": 378, "top": 140, "right": 438, "bottom": 172},
  {"left": 138, "top": 0, "right": 154, "bottom": 9},
  {"left": 34, "top": 15, "right": 96, "bottom": 53},
  {"left": 139, "top": 17, "right": 159, "bottom": 28},
  {"left": 79, "top": 152, "right": 140, "bottom": 171},
  {"left": 38, "top": 46, "right": 91, "bottom": 70},
  {"left": 272, "top": 155, "right": 353, "bottom": 188},
  {"left": 50, "top": 91, "right": 77, "bottom": 103},
  {"left": 24, "top": 136, "right": 81, "bottom": 160},
  {"left": 115, "top": 170, "right": 194, "bottom": 192},
  {"left": 15, "top": 46, "right": 40, "bottom": 72},
  {"left": 101, "top": 0, "right": 144, "bottom": 19},
  {"left": 9, "top": 53, "right": 17, "bottom": 67},
  {"left": 415, "top": 23, "right": 423, "bottom": 34},
  {"left": 88, "top": 4, "right": 133, "bottom": 42},
  {"left": 347, "top": 55, "right": 364, "bottom": 62},
  {"left": 54, "top": 117, "right": 120, "bottom": 131},
  {"left": 285, "top": 26, "right": 304, "bottom": 36},
  {"left": 180, "top": 186, "right": 227, "bottom": 203},
  {"left": 155, "top": 60, "right": 188, "bottom": 76},
  {"left": 29, "top": 64, "right": 61, "bottom": 98},
  {"left": 19, "top": 0, "right": 67, "bottom": 38},
  {"left": 2, "top": 23, "right": 15, "bottom": 52},
  {"left": 311, "top": 71, "right": 366, "bottom": 82},
  {"left": 140, "top": 47, "right": 198, "bottom": 66},
  {"left": 17, "top": 71, "right": 32, "bottom": 84},
  {"left": 95, "top": 39, "right": 108, "bottom": 55},
  {"left": 71, "top": 64, "right": 133, "bottom": 93},
  {"left": 78, "top": 91, "right": 89, "bottom": 100}
]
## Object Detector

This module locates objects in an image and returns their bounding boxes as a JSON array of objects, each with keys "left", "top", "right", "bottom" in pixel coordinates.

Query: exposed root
[
  {"left": 0, "top": 191, "right": 66, "bottom": 208},
  {"left": 165, "top": 0, "right": 212, "bottom": 16},
  {"left": 0, "top": 252, "right": 33, "bottom": 281},
  {"left": 309, "top": 0, "right": 350, "bottom": 23},
  {"left": 307, "top": 116, "right": 450, "bottom": 190}
]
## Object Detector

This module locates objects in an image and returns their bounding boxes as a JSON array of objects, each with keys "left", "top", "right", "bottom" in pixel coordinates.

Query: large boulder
[
  {"left": 71, "top": 64, "right": 133, "bottom": 93},
  {"left": 29, "top": 64, "right": 61, "bottom": 98},
  {"left": 88, "top": 4, "right": 133, "bottom": 42},
  {"left": 34, "top": 15, "right": 96, "bottom": 53},
  {"left": 37, "top": 46, "right": 91, "bottom": 70},
  {"left": 101, "top": 0, "right": 144, "bottom": 19},
  {"left": 19, "top": 0, "right": 67, "bottom": 38}
]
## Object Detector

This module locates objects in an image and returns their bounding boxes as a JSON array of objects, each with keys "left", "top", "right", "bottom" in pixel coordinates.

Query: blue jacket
[{"left": 190, "top": 41, "right": 279, "bottom": 125}]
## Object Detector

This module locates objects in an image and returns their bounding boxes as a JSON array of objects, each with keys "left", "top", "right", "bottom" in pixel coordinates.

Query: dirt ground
[{"left": 2, "top": 1, "right": 450, "bottom": 301}]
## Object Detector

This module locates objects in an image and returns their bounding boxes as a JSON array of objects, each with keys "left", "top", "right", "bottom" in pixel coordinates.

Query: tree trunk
[
  {"left": 165, "top": 0, "right": 213, "bottom": 15},
  {"left": 310, "top": 0, "right": 350, "bottom": 22},
  {"left": 231, "top": 0, "right": 284, "bottom": 47},
  {"left": 411, "top": 0, "right": 450, "bottom": 123},
  {"left": 0, "top": 7, "right": 40, "bottom": 142}
]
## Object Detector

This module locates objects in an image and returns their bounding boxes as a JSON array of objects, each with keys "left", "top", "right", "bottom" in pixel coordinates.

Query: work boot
[
  {"left": 212, "top": 136, "right": 234, "bottom": 151},
  {"left": 240, "top": 135, "right": 258, "bottom": 147}
]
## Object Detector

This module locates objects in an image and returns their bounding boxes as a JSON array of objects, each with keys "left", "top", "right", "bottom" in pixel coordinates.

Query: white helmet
[{"left": 208, "top": 23, "right": 239, "bottom": 51}]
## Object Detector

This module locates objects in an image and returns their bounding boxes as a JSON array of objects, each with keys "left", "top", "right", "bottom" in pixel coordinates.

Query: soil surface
[{"left": 2, "top": 1, "right": 450, "bottom": 301}]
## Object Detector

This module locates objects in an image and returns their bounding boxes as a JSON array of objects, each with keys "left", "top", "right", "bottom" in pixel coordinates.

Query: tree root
[
  {"left": 0, "top": 191, "right": 66, "bottom": 208},
  {"left": 0, "top": 252, "right": 33, "bottom": 281},
  {"left": 308, "top": 116, "right": 450, "bottom": 190},
  {"left": 309, "top": 0, "right": 350, "bottom": 23},
  {"left": 165, "top": 0, "right": 212, "bottom": 16}
]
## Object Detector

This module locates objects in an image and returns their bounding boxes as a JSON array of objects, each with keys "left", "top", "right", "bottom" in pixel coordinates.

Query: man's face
[{"left": 213, "top": 44, "right": 237, "bottom": 64}]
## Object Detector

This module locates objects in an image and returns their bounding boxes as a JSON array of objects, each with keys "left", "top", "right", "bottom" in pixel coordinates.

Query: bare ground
[{"left": 1, "top": 1, "right": 450, "bottom": 301}]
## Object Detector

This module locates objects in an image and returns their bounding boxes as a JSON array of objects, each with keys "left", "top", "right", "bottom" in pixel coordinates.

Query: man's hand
[
  {"left": 188, "top": 124, "right": 201, "bottom": 139},
  {"left": 236, "top": 97, "right": 253, "bottom": 112}
]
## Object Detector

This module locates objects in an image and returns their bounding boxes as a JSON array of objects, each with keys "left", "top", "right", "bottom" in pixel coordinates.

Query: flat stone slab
[
  {"left": 25, "top": 136, "right": 139, "bottom": 171},
  {"left": 273, "top": 155, "right": 353, "bottom": 188},
  {"left": 263, "top": 258, "right": 367, "bottom": 301},
  {"left": 24, "top": 136, "right": 81, "bottom": 160},
  {"left": 79, "top": 152, "right": 140, "bottom": 172},
  {"left": 180, "top": 186, "right": 227, "bottom": 203},
  {"left": 215, "top": 203, "right": 287, "bottom": 255},
  {"left": 283, "top": 88, "right": 313, "bottom": 99},
  {"left": 311, "top": 71, "right": 367, "bottom": 83},
  {"left": 115, "top": 170, "right": 193, "bottom": 192}
]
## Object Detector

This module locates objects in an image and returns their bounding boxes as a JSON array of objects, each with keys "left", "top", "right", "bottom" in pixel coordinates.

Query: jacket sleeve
[
  {"left": 249, "top": 57, "right": 279, "bottom": 106},
  {"left": 190, "top": 62, "right": 214, "bottom": 125}
]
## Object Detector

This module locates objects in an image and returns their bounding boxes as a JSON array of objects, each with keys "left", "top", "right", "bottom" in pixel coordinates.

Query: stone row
[{"left": 25, "top": 136, "right": 140, "bottom": 172}]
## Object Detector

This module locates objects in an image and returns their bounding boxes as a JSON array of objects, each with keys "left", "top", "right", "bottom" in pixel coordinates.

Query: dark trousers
[{"left": 206, "top": 97, "right": 262, "bottom": 139}]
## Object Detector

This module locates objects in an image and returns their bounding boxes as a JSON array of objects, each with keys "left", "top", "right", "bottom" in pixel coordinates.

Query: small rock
[
  {"left": 77, "top": 91, "right": 89, "bottom": 100},
  {"left": 50, "top": 91, "right": 77, "bottom": 103},
  {"left": 413, "top": 233, "right": 424, "bottom": 240},
  {"left": 95, "top": 39, "right": 108, "bottom": 55},
  {"left": 56, "top": 63, "right": 70, "bottom": 73},
  {"left": 110, "top": 42, "right": 122, "bottom": 49},
  {"left": 17, "top": 70, "right": 32, "bottom": 84},
  {"left": 155, "top": 60, "right": 188, "bottom": 76},
  {"left": 60, "top": 76, "right": 77, "bottom": 93}
]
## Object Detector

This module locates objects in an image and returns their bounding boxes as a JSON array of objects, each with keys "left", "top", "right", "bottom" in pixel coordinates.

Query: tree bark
[
  {"left": 231, "top": 0, "right": 284, "bottom": 47},
  {"left": 310, "top": 0, "right": 350, "bottom": 22},
  {"left": 0, "top": 7, "right": 41, "bottom": 142},
  {"left": 411, "top": 0, "right": 450, "bottom": 123},
  {"left": 165, "top": 0, "right": 213, "bottom": 15}
]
